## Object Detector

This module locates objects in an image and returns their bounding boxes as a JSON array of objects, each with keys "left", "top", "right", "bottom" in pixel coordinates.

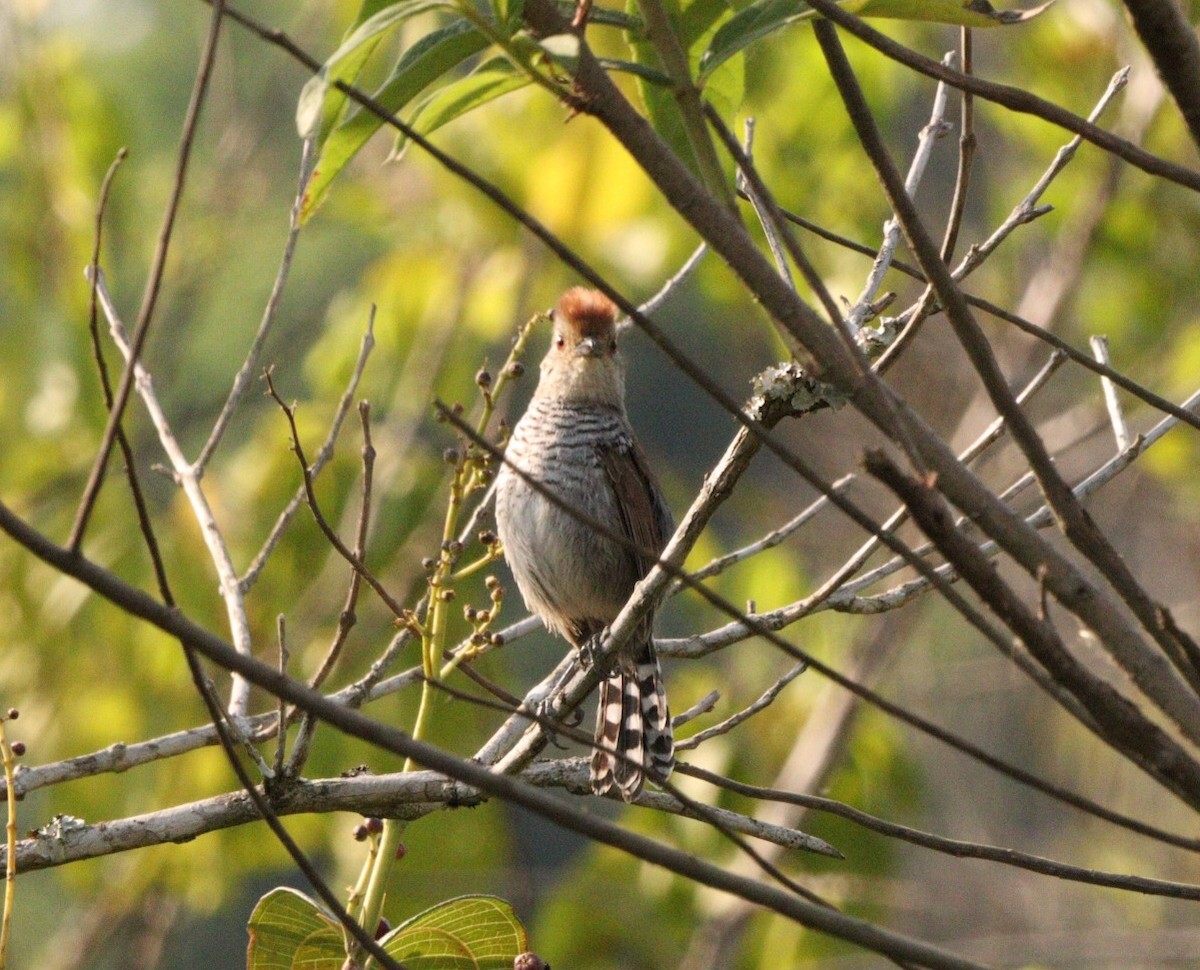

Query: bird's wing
[{"left": 600, "top": 438, "right": 673, "bottom": 579}]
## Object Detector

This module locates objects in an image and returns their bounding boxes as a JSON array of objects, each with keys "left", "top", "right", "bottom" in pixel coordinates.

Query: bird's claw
[
  {"left": 533, "top": 695, "right": 583, "bottom": 750},
  {"left": 577, "top": 629, "right": 608, "bottom": 672}
]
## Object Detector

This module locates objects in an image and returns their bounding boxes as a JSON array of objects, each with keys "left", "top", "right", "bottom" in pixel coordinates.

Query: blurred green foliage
[{"left": 4, "top": 0, "right": 1200, "bottom": 966}]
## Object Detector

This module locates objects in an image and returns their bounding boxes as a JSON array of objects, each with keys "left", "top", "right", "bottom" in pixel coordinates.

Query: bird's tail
[{"left": 590, "top": 640, "right": 674, "bottom": 801}]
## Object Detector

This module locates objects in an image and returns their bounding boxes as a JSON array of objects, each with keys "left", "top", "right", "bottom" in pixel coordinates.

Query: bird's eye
[{"left": 554, "top": 334, "right": 566, "bottom": 349}]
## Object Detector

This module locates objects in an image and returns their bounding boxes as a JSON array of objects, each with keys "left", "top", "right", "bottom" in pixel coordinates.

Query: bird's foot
[
  {"left": 533, "top": 695, "right": 584, "bottom": 749},
  {"left": 531, "top": 659, "right": 585, "bottom": 748},
  {"left": 577, "top": 629, "right": 609, "bottom": 672}
]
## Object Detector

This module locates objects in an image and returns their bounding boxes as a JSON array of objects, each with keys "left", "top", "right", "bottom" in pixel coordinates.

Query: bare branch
[
  {"left": 1090, "top": 335, "right": 1131, "bottom": 451},
  {"left": 69, "top": 0, "right": 227, "bottom": 549},
  {"left": 847, "top": 51, "right": 955, "bottom": 335},
  {"left": 676, "top": 663, "right": 806, "bottom": 752},
  {"left": 89, "top": 271, "right": 259, "bottom": 717},
  {"left": 814, "top": 18, "right": 1200, "bottom": 752},
  {"left": 683, "top": 765, "right": 1200, "bottom": 901},
  {"left": 195, "top": 139, "right": 314, "bottom": 475},
  {"left": 240, "top": 311, "right": 376, "bottom": 590},
  {"left": 952, "top": 68, "right": 1130, "bottom": 283},
  {"left": 0, "top": 498, "right": 990, "bottom": 970},
  {"left": 617, "top": 242, "right": 708, "bottom": 334},
  {"left": 263, "top": 368, "right": 403, "bottom": 618}
]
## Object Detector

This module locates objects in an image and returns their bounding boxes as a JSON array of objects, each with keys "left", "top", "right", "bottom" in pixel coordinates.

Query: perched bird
[{"left": 495, "top": 287, "right": 675, "bottom": 801}]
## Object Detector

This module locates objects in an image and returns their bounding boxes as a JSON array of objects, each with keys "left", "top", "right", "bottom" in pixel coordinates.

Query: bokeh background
[{"left": 3, "top": 0, "right": 1200, "bottom": 965}]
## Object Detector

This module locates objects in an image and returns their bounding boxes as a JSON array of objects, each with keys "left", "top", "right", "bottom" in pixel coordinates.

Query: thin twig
[
  {"left": 69, "top": 0, "right": 227, "bottom": 550},
  {"left": 676, "top": 663, "right": 806, "bottom": 751},
  {"left": 951, "top": 67, "right": 1130, "bottom": 283},
  {"left": 737, "top": 119, "right": 797, "bottom": 291},
  {"left": 0, "top": 498, "right": 989, "bottom": 970},
  {"left": 273, "top": 615, "right": 289, "bottom": 778},
  {"left": 681, "top": 765, "right": 1200, "bottom": 901},
  {"left": 313, "top": 401, "right": 375, "bottom": 691},
  {"left": 286, "top": 402, "right": 377, "bottom": 776},
  {"left": 1090, "top": 336, "right": 1131, "bottom": 451},
  {"left": 709, "top": 110, "right": 845, "bottom": 336},
  {"left": 940, "top": 28, "right": 975, "bottom": 265},
  {"left": 877, "top": 66, "right": 1126, "bottom": 374},
  {"left": 672, "top": 690, "right": 720, "bottom": 729},
  {"left": 617, "top": 242, "right": 708, "bottom": 333},
  {"left": 88, "top": 269, "right": 259, "bottom": 720},
  {"left": 846, "top": 51, "right": 955, "bottom": 336},
  {"left": 195, "top": 138, "right": 314, "bottom": 475},
  {"left": 83, "top": 150, "right": 177, "bottom": 604},
  {"left": 241, "top": 312, "right": 376, "bottom": 590},
  {"left": 264, "top": 369, "right": 404, "bottom": 618},
  {"left": 684, "top": 474, "right": 854, "bottom": 585}
]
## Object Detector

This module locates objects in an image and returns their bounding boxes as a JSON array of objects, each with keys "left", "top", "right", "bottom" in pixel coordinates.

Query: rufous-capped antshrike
[{"left": 494, "top": 287, "right": 674, "bottom": 801}]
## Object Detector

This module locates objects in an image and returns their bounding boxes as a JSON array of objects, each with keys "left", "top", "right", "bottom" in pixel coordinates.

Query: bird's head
[{"left": 537, "top": 287, "right": 626, "bottom": 405}]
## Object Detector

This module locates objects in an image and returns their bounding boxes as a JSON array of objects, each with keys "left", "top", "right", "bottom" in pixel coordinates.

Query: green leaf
[
  {"left": 553, "top": 0, "right": 647, "bottom": 28},
  {"left": 297, "top": 0, "right": 461, "bottom": 140},
  {"left": 393, "top": 57, "right": 531, "bottom": 158},
  {"left": 381, "top": 895, "right": 528, "bottom": 968},
  {"left": 493, "top": 0, "right": 527, "bottom": 30},
  {"left": 301, "top": 21, "right": 490, "bottom": 222},
  {"left": 596, "top": 56, "right": 673, "bottom": 85},
  {"left": 624, "top": 0, "right": 745, "bottom": 176},
  {"left": 245, "top": 888, "right": 344, "bottom": 970},
  {"left": 698, "top": 0, "right": 1054, "bottom": 79}
]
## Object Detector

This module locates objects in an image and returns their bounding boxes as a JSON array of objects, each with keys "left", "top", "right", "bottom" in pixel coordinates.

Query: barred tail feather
[
  {"left": 638, "top": 649, "right": 674, "bottom": 782},
  {"left": 590, "top": 641, "right": 674, "bottom": 802}
]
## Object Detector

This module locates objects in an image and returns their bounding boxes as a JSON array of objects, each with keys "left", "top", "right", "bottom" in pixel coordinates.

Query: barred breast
[{"left": 495, "top": 397, "right": 640, "bottom": 645}]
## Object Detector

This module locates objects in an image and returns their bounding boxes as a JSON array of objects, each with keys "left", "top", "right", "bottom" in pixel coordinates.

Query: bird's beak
[{"left": 575, "top": 336, "right": 602, "bottom": 358}]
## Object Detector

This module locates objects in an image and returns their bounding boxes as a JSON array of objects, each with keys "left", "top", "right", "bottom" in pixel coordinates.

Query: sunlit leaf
[
  {"left": 393, "top": 57, "right": 532, "bottom": 158},
  {"left": 297, "top": 0, "right": 462, "bottom": 140},
  {"left": 625, "top": 0, "right": 745, "bottom": 176},
  {"left": 698, "top": 0, "right": 1054, "bottom": 79},
  {"left": 596, "top": 56, "right": 673, "bottom": 84},
  {"left": 494, "top": 0, "right": 527, "bottom": 30},
  {"left": 555, "top": 0, "right": 647, "bottom": 29},
  {"left": 381, "top": 895, "right": 528, "bottom": 968},
  {"left": 245, "top": 888, "right": 343, "bottom": 970},
  {"left": 301, "top": 21, "right": 491, "bottom": 222}
]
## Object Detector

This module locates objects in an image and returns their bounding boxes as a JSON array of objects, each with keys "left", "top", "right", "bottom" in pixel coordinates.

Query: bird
[{"left": 494, "top": 287, "right": 675, "bottom": 801}]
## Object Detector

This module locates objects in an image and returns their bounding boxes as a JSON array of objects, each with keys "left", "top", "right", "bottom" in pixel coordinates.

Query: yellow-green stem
[
  {"left": 347, "top": 315, "right": 538, "bottom": 968},
  {"left": 447, "top": 548, "right": 500, "bottom": 584},
  {"left": 355, "top": 680, "right": 437, "bottom": 968},
  {"left": 0, "top": 721, "right": 16, "bottom": 970}
]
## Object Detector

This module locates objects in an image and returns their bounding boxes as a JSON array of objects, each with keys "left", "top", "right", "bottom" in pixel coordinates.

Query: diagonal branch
[
  {"left": 813, "top": 18, "right": 1200, "bottom": 752},
  {"left": 864, "top": 449, "right": 1200, "bottom": 807},
  {"left": 0, "top": 499, "right": 990, "bottom": 970},
  {"left": 797, "top": 0, "right": 1200, "bottom": 194},
  {"left": 69, "top": 0, "right": 227, "bottom": 550}
]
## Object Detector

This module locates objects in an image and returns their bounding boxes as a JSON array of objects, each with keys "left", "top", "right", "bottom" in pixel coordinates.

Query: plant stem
[
  {"left": 637, "top": 0, "right": 734, "bottom": 208},
  {"left": 0, "top": 719, "right": 17, "bottom": 970},
  {"left": 347, "top": 315, "right": 539, "bottom": 967}
]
